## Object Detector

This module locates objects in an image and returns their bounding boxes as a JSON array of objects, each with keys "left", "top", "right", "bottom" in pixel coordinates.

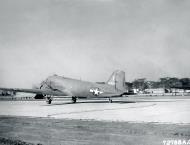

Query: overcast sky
[{"left": 0, "top": 0, "right": 190, "bottom": 87}]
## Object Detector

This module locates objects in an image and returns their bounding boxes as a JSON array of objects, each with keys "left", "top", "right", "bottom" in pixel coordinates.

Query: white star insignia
[{"left": 90, "top": 88, "right": 103, "bottom": 96}]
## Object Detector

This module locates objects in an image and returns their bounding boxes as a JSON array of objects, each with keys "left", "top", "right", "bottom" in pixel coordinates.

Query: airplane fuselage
[{"left": 42, "top": 75, "right": 124, "bottom": 98}]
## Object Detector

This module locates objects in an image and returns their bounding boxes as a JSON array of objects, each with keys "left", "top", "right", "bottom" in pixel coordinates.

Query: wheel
[
  {"left": 48, "top": 99, "right": 52, "bottom": 104},
  {"left": 72, "top": 97, "right": 77, "bottom": 103},
  {"left": 46, "top": 98, "right": 52, "bottom": 104}
]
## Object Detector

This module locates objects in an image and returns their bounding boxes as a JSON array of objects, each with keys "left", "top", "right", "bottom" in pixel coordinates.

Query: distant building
[
  {"left": 144, "top": 88, "right": 167, "bottom": 94},
  {"left": 171, "top": 88, "right": 184, "bottom": 93}
]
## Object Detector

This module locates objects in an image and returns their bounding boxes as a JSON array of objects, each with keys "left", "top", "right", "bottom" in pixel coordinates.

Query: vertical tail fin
[{"left": 106, "top": 70, "right": 126, "bottom": 91}]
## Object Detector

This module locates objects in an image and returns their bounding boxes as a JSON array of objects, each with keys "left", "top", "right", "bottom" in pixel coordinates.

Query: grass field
[{"left": 0, "top": 116, "right": 190, "bottom": 145}]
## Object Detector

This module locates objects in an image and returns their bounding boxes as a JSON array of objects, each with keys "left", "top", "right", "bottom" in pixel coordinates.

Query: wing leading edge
[{"left": 0, "top": 88, "right": 70, "bottom": 96}]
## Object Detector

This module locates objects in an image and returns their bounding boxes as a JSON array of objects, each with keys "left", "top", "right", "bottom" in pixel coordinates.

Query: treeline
[{"left": 126, "top": 77, "right": 190, "bottom": 91}]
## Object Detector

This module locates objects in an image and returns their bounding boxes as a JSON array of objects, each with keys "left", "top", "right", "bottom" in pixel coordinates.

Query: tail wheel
[{"left": 72, "top": 97, "right": 77, "bottom": 103}]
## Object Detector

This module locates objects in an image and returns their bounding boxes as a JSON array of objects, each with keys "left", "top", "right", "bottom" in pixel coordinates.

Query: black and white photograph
[{"left": 0, "top": 0, "right": 190, "bottom": 145}]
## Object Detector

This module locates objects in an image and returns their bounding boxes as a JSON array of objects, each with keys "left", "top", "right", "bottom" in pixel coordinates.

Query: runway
[{"left": 0, "top": 95, "right": 190, "bottom": 124}]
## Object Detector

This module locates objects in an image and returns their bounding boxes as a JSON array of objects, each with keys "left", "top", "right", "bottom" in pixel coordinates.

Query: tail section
[{"left": 107, "top": 70, "right": 126, "bottom": 91}]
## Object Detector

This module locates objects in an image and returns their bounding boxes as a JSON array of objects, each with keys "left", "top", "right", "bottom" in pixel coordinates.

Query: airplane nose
[{"left": 40, "top": 79, "right": 49, "bottom": 89}]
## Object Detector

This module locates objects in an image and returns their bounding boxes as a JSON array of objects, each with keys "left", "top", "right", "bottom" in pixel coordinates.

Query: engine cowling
[{"left": 34, "top": 94, "right": 45, "bottom": 99}]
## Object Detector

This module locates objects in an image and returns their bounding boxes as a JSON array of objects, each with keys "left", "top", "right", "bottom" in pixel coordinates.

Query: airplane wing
[{"left": 0, "top": 87, "right": 70, "bottom": 96}]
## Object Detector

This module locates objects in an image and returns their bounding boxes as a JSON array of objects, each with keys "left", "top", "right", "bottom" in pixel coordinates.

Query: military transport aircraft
[{"left": 0, "top": 70, "right": 127, "bottom": 104}]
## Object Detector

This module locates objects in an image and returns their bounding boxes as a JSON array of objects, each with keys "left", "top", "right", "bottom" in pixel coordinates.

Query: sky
[{"left": 0, "top": 0, "right": 190, "bottom": 87}]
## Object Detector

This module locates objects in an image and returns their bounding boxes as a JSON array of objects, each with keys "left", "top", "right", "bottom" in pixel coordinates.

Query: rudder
[{"left": 106, "top": 70, "right": 126, "bottom": 91}]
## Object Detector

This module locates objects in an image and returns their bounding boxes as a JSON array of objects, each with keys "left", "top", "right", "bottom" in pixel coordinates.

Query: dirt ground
[
  {"left": 0, "top": 116, "right": 189, "bottom": 145},
  {"left": 0, "top": 96, "right": 190, "bottom": 124}
]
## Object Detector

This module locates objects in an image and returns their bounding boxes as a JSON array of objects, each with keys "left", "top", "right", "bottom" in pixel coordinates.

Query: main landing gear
[
  {"left": 46, "top": 96, "right": 52, "bottom": 104},
  {"left": 72, "top": 96, "right": 77, "bottom": 103},
  {"left": 109, "top": 98, "right": 112, "bottom": 103}
]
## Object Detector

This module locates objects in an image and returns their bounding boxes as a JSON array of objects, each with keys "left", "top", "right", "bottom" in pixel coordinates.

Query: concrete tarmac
[{"left": 0, "top": 96, "right": 190, "bottom": 124}]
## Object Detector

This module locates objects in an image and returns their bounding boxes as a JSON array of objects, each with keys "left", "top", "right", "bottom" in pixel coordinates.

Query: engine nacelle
[{"left": 34, "top": 94, "right": 45, "bottom": 99}]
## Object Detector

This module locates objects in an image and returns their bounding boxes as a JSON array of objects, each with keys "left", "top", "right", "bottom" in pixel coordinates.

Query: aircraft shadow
[
  {"left": 42, "top": 100, "right": 136, "bottom": 106},
  {"left": 42, "top": 99, "right": 181, "bottom": 106}
]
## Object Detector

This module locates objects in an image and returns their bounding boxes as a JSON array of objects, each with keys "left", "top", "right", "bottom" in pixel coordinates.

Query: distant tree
[
  {"left": 146, "top": 81, "right": 161, "bottom": 89},
  {"left": 130, "top": 77, "right": 190, "bottom": 90},
  {"left": 132, "top": 78, "right": 148, "bottom": 91},
  {"left": 159, "top": 77, "right": 183, "bottom": 90},
  {"left": 159, "top": 77, "right": 171, "bottom": 88},
  {"left": 180, "top": 78, "right": 190, "bottom": 87},
  {"left": 125, "top": 82, "right": 133, "bottom": 90},
  {"left": 168, "top": 77, "right": 182, "bottom": 88}
]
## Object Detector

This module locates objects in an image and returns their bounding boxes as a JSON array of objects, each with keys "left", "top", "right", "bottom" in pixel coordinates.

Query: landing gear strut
[
  {"left": 72, "top": 96, "right": 77, "bottom": 103},
  {"left": 46, "top": 96, "right": 52, "bottom": 104},
  {"left": 109, "top": 98, "right": 112, "bottom": 103}
]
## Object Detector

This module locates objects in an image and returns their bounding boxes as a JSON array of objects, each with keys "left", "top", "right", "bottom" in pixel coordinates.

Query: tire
[
  {"left": 46, "top": 99, "right": 52, "bottom": 104},
  {"left": 72, "top": 97, "right": 77, "bottom": 103}
]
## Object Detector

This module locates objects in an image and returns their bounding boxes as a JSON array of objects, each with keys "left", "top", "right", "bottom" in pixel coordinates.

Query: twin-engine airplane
[{"left": 0, "top": 70, "right": 128, "bottom": 104}]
